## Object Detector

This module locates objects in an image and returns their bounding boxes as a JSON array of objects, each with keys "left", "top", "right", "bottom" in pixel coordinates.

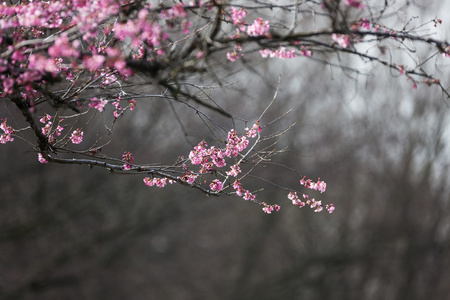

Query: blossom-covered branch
[{"left": 1, "top": 0, "right": 449, "bottom": 213}]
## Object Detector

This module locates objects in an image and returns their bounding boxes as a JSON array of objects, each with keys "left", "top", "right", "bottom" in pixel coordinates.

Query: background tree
[{"left": 1, "top": 0, "right": 450, "bottom": 299}]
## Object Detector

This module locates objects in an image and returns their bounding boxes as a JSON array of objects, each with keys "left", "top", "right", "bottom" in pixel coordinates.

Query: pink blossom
[
  {"left": 259, "top": 49, "right": 272, "bottom": 58},
  {"left": 48, "top": 34, "right": 80, "bottom": 58},
  {"left": 210, "top": 179, "right": 223, "bottom": 192},
  {"left": 360, "top": 18, "right": 370, "bottom": 30},
  {"left": 196, "top": 50, "right": 204, "bottom": 59},
  {"left": 443, "top": 46, "right": 450, "bottom": 58},
  {"left": 144, "top": 177, "right": 174, "bottom": 187},
  {"left": 233, "top": 179, "right": 244, "bottom": 196},
  {"left": 344, "top": 0, "right": 365, "bottom": 9},
  {"left": 178, "top": 172, "right": 198, "bottom": 184},
  {"left": 70, "top": 129, "right": 83, "bottom": 144},
  {"left": 122, "top": 151, "right": 134, "bottom": 170},
  {"left": 182, "top": 20, "right": 192, "bottom": 34},
  {"left": 40, "top": 114, "right": 51, "bottom": 124},
  {"left": 89, "top": 97, "right": 108, "bottom": 112},
  {"left": 28, "top": 54, "right": 58, "bottom": 73},
  {"left": 38, "top": 153, "right": 48, "bottom": 164},
  {"left": 245, "top": 122, "right": 262, "bottom": 138},
  {"left": 259, "top": 47, "right": 296, "bottom": 59},
  {"left": 2, "top": 77, "right": 14, "bottom": 94},
  {"left": 211, "top": 149, "right": 226, "bottom": 167},
  {"left": 56, "top": 125, "right": 64, "bottom": 136},
  {"left": 262, "top": 204, "right": 280, "bottom": 214},
  {"left": 230, "top": 6, "right": 247, "bottom": 31},
  {"left": 326, "top": 204, "right": 335, "bottom": 213},
  {"left": 243, "top": 190, "right": 255, "bottom": 201},
  {"left": 247, "top": 18, "right": 270, "bottom": 36},
  {"left": 83, "top": 54, "right": 105, "bottom": 70},
  {"left": 41, "top": 122, "right": 52, "bottom": 136},
  {"left": 129, "top": 99, "right": 137, "bottom": 111},
  {"left": 300, "top": 176, "right": 327, "bottom": 193},
  {"left": 287, "top": 191, "right": 306, "bottom": 206},
  {"left": 332, "top": 34, "right": 351, "bottom": 48},
  {"left": 227, "top": 44, "right": 243, "bottom": 62},
  {"left": 298, "top": 46, "right": 312, "bottom": 57},
  {"left": 0, "top": 119, "right": 14, "bottom": 144},
  {"left": 226, "top": 164, "right": 241, "bottom": 177}
]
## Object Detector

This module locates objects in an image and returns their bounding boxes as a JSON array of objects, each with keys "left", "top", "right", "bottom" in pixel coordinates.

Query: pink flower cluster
[
  {"left": 122, "top": 151, "right": 134, "bottom": 170},
  {"left": 230, "top": 6, "right": 247, "bottom": 31},
  {"left": 227, "top": 44, "right": 243, "bottom": 62},
  {"left": 229, "top": 6, "right": 270, "bottom": 37},
  {"left": 70, "top": 129, "right": 84, "bottom": 144},
  {"left": 288, "top": 191, "right": 335, "bottom": 213},
  {"left": 0, "top": 119, "right": 14, "bottom": 144},
  {"left": 245, "top": 122, "right": 262, "bottom": 138},
  {"left": 143, "top": 177, "right": 175, "bottom": 188},
  {"left": 179, "top": 172, "right": 198, "bottom": 184},
  {"left": 226, "top": 164, "right": 241, "bottom": 177},
  {"left": 300, "top": 176, "right": 327, "bottom": 193},
  {"left": 210, "top": 179, "right": 224, "bottom": 192},
  {"left": 332, "top": 34, "right": 351, "bottom": 48},
  {"left": 180, "top": 124, "right": 262, "bottom": 202},
  {"left": 443, "top": 46, "right": 450, "bottom": 58},
  {"left": 351, "top": 18, "right": 371, "bottom": 30},
  {"left": 260, "top": 47, "right": 296, "bottom": 59},
  {"left": 233, "top": 179, "right": 256, "bottom": 201},
  {"left": 89, "top": 97, "right": 108, "bottom": 112},
  {"left": 129, "top": 99, "right": 137, "bottom": 111},
  {"left": 111, "top": 97, "right": 137, "bottom": 118},
  {"left": 188, "top": 128, "right": 250, "bottom": 174},
  {"left": 247, "top": 18, "right": 270, "bottom": 37},
  {"left": 37, "top": 153, "right": 48, "bottom": 164},
  {"left": 262, "top": 203, "right": 281, "bottom": 214},
  {"left": 344, "top": 0, "right": 365, "bottom": 9},
  {"left": 48, "top": 34, "right": 80, "bottom": 58},
  {"left": 40, "top": 114, "right": 64, "bottom": 143}
]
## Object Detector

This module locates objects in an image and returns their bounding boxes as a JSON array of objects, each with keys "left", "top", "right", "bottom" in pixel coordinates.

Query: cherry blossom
[
  {"left": 122, "top": 151, "right": 134, "bottom": 170},
  {"left": 230, "top": 6, "right": 247, "bottom": 31},
  {"left": 344, "top": 0, "right": 365, "bottom": 9},
  {"left": 37, "top": 153, "right": 48, "bottom": 164},
  {"left": 226, "top": 164, "right": 241, "bottom": 177},
  {"left": 144, "top": 177, "right": 174, "bottom": 187},
  {"left": 70, "top": 129, "right": 84, "bottom": 144},
  {"left": 247, "top": 18, "right": 270, "bottom": 36},
  {"left": 129, "top": 99, "right": 137, "bottom": 111},
  {"left": 5, "top": 0, "right": 445, "bottom": 216},
  {"left": 178, "top": 172, "right": 198, "bottom": 184},
  {"left": 89, "top": 97, "right": 108, "bottom": 112},
  {"left": 210, "top": 179, "right": 224, "bottom": 192},
  {"left": 0, "top": 119, "right": 14, "bottom": 144},
  {"left": 262, "top": 203, "right": 281, "bottom": 214},
  {"left": 300, "top": 177, "right": 327, "bottom": 193},
  {"left": 227, "top": 44, "right": 243, "bottom": 62},
  {"left": 332, "top": 34, "right": 351, "bottom": 48}
]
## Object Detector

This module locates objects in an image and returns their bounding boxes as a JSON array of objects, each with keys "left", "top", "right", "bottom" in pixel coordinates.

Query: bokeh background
[{"left": 1, "top": 1, "right": 450, "bottom": 299}]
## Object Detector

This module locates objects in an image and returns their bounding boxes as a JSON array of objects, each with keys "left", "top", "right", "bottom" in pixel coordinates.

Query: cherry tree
[{"left": 0, "top": 0, "right": 448, "bottom": 213}]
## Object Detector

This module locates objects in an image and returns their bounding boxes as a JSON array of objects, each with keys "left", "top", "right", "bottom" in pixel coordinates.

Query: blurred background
[{"left": 1, "top": 1, "right": 450, "bottom": 300}]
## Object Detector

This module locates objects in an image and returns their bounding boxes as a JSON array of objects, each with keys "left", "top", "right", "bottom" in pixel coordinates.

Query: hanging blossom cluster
[
  {"left": 40, "top": 114, "right": 64, "bottom": 144},
  {"left": 32, "top": 96, "right": 138, "bottom": 163},
  {"left": 0, "top": 0, "right": 215, "bottom": 99},
  {"left": 0, "top": 119, "right": 14, "bottom": 144},
  {"left": 122, "top": 151, "right": 134, "bottom": 170},
  {"left": 141, "top": 121, "right": 332, "bottom": 215},
  {"left": 143, "top": 122, "right": 280, "bottom": 213},
  {"left": 288, "top": 177, "right": 335, "bottom": 213},
  {"left": 227, "top": 6, "right": 312, "bottom": 61}
]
